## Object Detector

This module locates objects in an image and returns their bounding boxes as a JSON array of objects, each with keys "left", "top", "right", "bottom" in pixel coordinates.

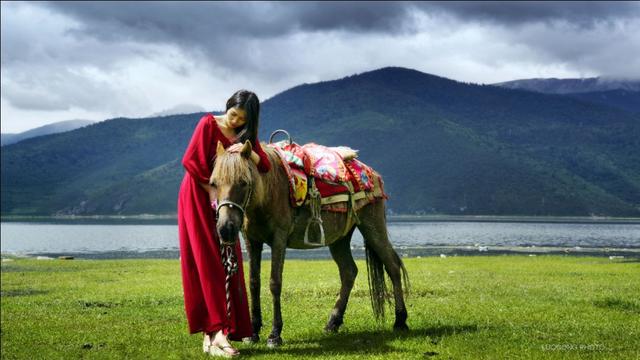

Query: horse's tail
[
  {"left": 364, "top": 241, "right": 387, "bottom": 321},
  {"left": 364, "top": 230, "right": 410, "bottom": 322}
]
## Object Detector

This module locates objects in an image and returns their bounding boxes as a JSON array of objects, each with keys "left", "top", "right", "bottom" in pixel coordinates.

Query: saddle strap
[
  {"left": 303, "top": 178, "right": 326, "bottom": 247},
  {"left": 344, "top": 181, "right": 361, "bottom": 237},
  {"left": 304, "top": 190, "right": 368, "bottom": 206}
]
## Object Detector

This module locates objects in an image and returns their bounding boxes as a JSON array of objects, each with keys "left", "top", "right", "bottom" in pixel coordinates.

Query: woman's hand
[
  {"left": 227, "top": 143, "right": 243, "bottom": 153},
  {"left": 227, "top": 143, "right": 260, "bottom": 165}
]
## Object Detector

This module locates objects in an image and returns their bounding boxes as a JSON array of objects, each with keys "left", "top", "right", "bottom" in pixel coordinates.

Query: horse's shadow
[{"left": 240, "top": 324, "right": 480, "bottom": 357}]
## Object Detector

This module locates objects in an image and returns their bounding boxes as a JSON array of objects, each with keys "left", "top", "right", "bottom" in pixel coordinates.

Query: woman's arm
[
  {"left": 182, "top": 115, "right": 215, "bottom": 184},
  {"left": 227, "top": 143, "right": 259, "bottom": 165},
  {"left": 253, "top": 140, "right": 271, "bottom": 173},
  {"left": 198, "top": 182, "right": 217, "bottom": 201},
  {"left": 227, "top": 142, "right": 271, "bottom": 173}
]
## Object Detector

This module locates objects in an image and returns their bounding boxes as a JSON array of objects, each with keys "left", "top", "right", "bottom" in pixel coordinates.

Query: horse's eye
[{"left": 239, "top": 180, "right": 248, "bottom": 187}]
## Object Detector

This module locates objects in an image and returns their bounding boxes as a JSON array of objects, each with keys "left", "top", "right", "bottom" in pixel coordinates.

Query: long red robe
[{"left": 178, "top": 114, "right": 270, "bottom": 338}]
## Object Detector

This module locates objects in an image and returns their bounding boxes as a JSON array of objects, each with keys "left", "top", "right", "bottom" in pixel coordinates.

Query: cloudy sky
[{"left": 2, "top": 1, "right": 639, "bottom": 133}]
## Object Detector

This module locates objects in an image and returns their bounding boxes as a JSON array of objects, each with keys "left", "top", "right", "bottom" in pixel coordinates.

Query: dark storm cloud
[
  {"left": 417, "top": 1, "right": 640, "bottom": 27},
  {"left": 43, "top": 1, "right": 415, "bottom": 44},
  {"left": 3, "top": 1, "right": 640, "bottom": 132},
  {"left": 33, "top": 1, "right": 640, "bottom": 78},
  {"left": 43, "top": 1, "right": 640, "bottom": 45},
  {"left": 38, "top": 2, "right": 639, "bottom": 76},
  {"left": 5, "top": 1, "right": 640, "bottom": 82},
  {"left": 28, "top": 2, "right": 426, "bottom": 89},
  {"left": 33, "top": 2, "right": 419, "bottom": 76}
]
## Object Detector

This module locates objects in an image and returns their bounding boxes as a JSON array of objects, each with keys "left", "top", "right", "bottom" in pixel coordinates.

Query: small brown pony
[{"left": 211, "top": 140, "right": 409, "bottom": 347}]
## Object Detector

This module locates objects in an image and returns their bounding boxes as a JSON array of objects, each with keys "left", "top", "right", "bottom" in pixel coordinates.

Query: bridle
[
  {"left": 214, "top": 181, "right": 253, "bottom": 325},
  {"left": 216, "top": 185, "right": 253, "bottom": 220}
]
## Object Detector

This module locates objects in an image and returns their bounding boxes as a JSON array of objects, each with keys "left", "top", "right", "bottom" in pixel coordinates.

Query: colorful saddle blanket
[{"left": 268, "top": 141, "right": 387, "bottom": 210}]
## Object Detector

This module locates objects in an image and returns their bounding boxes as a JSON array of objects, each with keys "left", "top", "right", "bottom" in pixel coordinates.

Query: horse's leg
[
  {"left": 357, "top": 202, "right": 409, "bottom": 331},
  {"left": 245, "top": 238, "right": 263, "bottom": 343},
  {"left": 267, "top": 230, "right": 287, "bottom": 348},
  {"left": 325, "top": 227, "right": 357, "bottom": 333}
]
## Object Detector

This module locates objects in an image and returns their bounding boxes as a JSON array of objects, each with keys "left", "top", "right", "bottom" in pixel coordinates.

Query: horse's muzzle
[{"left": 217, "top": 221, "right": 239, "bottom": 246}]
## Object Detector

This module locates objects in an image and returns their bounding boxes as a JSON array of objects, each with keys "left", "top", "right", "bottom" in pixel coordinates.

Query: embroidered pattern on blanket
[
  {"left": 271, "top": 141, "right": 349, "bottom": 184},
  {"left": 345, "top": 159, "right": 375, "bottom": 192},
  {"left": 271, "top": 140, "right": 305, "bottom": 169},
  {"left": 301, "top": 143, "right": 349, "bottom": 183},
  {"left": 291, "top": 168, "right": 308, "bottom": 206},
  {"left": 270, "top": 145, "right": 307, "bottom": 207},
  {"left": 268, "top": 141, "right": 387, "bottom": 211}
]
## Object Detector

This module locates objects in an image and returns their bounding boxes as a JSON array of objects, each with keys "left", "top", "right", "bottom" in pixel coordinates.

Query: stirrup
[
  {"left": 304, "top": 217, "right": 325, "bottom": 247},
  {"left": 304, "top": 177, "right": 325, "bottom": 247}
]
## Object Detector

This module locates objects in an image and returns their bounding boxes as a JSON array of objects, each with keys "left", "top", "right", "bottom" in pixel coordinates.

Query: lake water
[{"left": 2, "top": 219, "right": 639, "bottom": 259}]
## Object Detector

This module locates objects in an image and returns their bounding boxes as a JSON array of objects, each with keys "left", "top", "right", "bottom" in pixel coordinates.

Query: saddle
[{"left": 268, "top": 131, "right": 387, "bottom": 246}]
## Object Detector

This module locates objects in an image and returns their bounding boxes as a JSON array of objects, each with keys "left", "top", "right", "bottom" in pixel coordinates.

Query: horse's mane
[
  {"left": 254, "top": 145, "right": 287, "bottom": 207},
  {"left": 211, "top": 143, "right": 283, "bottom": 208}
]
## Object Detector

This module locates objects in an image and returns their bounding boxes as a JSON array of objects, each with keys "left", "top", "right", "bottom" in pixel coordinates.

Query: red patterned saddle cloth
[{"left": 268, "top": 141, "right": 387, "bottom": 211}]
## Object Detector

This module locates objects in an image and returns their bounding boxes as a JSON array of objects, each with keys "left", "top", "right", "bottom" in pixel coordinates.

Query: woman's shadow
[{"left": 241, "top": 324, "right": 480, "bottom": 357}]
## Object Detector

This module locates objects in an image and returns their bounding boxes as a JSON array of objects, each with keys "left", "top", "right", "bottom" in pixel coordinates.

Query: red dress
[{"left": 178, "top": 114, "right": 270, "bottom": 338}]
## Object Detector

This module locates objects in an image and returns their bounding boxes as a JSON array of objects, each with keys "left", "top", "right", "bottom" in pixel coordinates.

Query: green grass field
[{"left": 1, "top": 255, "right": 639, "bottom": 359}]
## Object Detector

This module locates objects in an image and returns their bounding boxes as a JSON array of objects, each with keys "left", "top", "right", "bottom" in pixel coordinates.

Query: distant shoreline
[
  {"left": 388, "top": 214, "right": 640, "bottom": 224},
  {"left": 2, "top": 214, "right": 640, "bottom": 224},
  {"left": 3, "top": 244, "right": 639, "bottom": 260}
]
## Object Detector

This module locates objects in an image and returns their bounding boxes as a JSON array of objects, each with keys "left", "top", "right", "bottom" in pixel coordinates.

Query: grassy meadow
[{"left": 1, "top": 255, "right": 639, "bottom": 359}]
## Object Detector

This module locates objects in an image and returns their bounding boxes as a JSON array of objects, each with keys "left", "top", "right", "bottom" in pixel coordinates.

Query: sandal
[
  {"left": 203, "top": 334, "right": 213, "bottom": 353},
  {"left": 208, "top": 343, "right": 240, "bottom": 358},
  {"left": 203, "top": 332, "right": 240, "bottom": 357}
]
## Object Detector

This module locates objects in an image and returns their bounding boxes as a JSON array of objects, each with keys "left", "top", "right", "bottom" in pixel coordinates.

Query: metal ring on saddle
[{"left": 269, "top": 129, "right": 293, "bottom": 145}]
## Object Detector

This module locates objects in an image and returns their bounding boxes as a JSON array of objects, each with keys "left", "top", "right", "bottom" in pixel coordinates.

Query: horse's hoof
[
  {"left": 324, "top": 321, "right": 342, "bottom": 333},
  {"left": 242, "top": 334, "right": 259, "bottom": 345},
  {"left": 266, "top": 336, "right": 283, "bottom": 348},
  {"left": 324, "top": 324, "right": 339, "bottom": 333},
  {"left": 393, "top": 323, "right": 409, "bottom": 332},
  {"left": 324, "top": 315, "right": 343, "bottom": 333}
]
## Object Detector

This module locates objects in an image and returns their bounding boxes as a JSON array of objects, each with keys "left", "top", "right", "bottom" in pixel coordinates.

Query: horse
[{"left": 210, "top": 140, "right": 409, "bottom": 348}]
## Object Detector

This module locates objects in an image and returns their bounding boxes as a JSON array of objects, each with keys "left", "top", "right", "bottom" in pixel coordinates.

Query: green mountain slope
[
  {"left": 565, "top": 90, "right": 640, "bottom": 114},
  {"left": 260, "top": 68, "right": 640, "bottom": 215},
  {"left": 1, "top": 115, "right": 200, "bottom": 215},
  {"left": 2, "top": 67, "right": 639, "bottom": 216}
]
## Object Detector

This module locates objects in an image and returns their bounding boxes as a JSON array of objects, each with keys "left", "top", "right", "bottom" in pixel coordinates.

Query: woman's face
[{"left": 226, "top": 107, "right": 247, "bottom": 129}]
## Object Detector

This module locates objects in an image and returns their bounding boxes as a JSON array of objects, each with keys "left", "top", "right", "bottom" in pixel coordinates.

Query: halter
[
  {"left": 216, "top": 186, "right": 253, "bottom": 220},
  {"left": 214, "top": 182, "right": 253, "bottom": 332}
]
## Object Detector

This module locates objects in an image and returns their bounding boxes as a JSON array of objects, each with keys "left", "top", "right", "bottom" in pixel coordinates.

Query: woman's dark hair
[{"left": 226, "top": 90, "right": 260, "bottom": 145}]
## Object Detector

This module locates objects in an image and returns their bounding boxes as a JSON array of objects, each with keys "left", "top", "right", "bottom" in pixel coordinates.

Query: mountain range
[
  {"left": 2, "top": 67, "right": 639, "bottom": 216},
  {"left": 494, "top": 78, "right": 640, "bottom": 113},
  {"left": 150, "top": 103, "right": 207, "bottom": 117},
  {"left": 494, "top": 77, "right": 640, "bottom": 94},
  {"left": 1, "top": 120, "right": 95, "bottom": 146}
]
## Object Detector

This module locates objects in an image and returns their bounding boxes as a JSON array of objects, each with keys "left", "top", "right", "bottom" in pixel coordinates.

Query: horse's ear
[
  {"left": 216, "top": 141, "right": 225, "bottom": 157},
  {"left": 241, "top": 140, "right": 252, "bottom": 159}
]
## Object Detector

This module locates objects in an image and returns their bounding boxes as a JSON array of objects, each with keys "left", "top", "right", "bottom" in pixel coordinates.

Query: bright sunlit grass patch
[{"left": 1, "top": 255, "right": 639, "bottom": 359}]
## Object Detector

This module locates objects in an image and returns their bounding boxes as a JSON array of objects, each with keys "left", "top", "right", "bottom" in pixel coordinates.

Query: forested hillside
[{"left": 2, "top": 67, "right": 639, "bottom": 216}]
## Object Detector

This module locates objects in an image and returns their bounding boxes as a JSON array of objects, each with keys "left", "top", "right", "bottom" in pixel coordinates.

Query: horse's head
[{"left": 210, "top": 140, "right": 262, "bottom": 245}]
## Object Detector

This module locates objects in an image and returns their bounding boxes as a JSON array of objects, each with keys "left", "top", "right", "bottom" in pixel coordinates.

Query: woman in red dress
[{"left": 178, "top": 90, "right": 270, "bottom": 357}]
